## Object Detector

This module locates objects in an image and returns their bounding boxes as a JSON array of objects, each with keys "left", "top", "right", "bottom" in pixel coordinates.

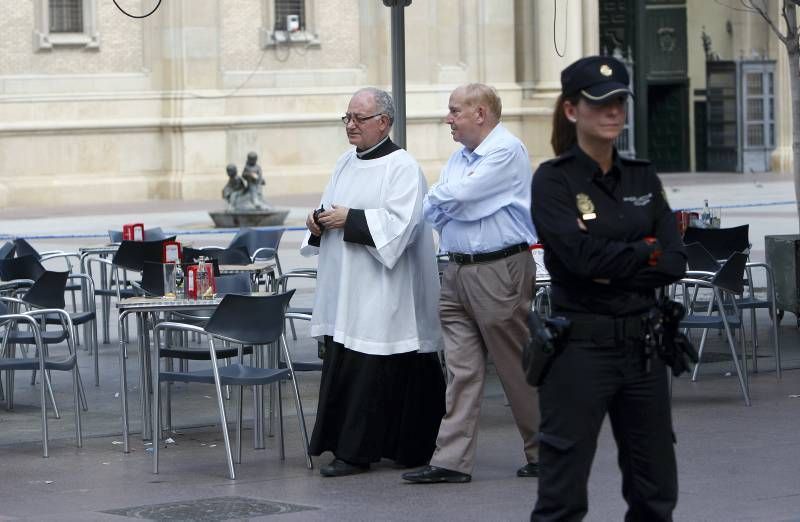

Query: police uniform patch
[
  {"left": 576, "top": 193, "right": 597, "bottom": 220},
  {"left": 622, "top": 193, "right": 653, "bottom": 206}
]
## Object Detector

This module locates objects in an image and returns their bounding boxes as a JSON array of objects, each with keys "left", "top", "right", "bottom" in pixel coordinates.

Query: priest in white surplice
[{"left": 300, "top": 87, "right": 446, "bottom": 478}]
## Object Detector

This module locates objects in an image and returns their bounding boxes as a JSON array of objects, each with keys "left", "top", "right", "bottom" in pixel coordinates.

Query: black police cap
[{"left": 561, "top": 56, "right": 632, "bottom": 103}]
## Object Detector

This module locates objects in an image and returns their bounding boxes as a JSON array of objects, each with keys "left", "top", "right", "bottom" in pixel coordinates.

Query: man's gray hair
[{"left": 354, "top": 87, "right": 395, "bottom": 126}]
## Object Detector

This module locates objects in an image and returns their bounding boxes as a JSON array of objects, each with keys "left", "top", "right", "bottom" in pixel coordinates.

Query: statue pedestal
[{"left": 208, "top": 209, "right": 289, "bottom": 228}]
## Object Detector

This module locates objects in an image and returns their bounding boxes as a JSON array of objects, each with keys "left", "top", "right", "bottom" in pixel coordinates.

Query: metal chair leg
[
  {"left": 236, "top": 385, "right": 244, "bottom": 464},
  {"left": 209, "top": 340, "right": 236, "bottom": 480},
  {"left": 73, "top": 362, "right": 83, "bottom": 448},
  {"left": 717, "top": 290, "right": 750, "bottom": 406},
  {"left": 690, "top": 328, "right": 710, "bottom": 382},
  {"left": 40, "top": 357, "right": 49, "bottom": 458},
  {"left": 281, "top": 335, "right": 312, "bottom": 469},
  {"left": 278, "top": 380, "right": 285, "bottom": 460}
]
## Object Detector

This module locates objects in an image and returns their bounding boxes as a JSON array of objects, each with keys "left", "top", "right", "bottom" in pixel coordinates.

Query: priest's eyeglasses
[{"left": 341, "top": 112, "right": 384, "bottom": 125}]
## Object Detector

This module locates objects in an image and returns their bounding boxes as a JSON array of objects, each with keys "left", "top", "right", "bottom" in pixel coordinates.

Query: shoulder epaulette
[
  {"left": 543, "top": 151, "right": 575, "bottom": 167},
  {"left": 619, "top": 155, "right": 651, "bottom": 166}
]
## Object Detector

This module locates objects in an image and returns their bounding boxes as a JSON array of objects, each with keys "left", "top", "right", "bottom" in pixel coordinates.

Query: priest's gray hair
[{"left": 355, "top": 87, "right": 395, "bottom": 127}]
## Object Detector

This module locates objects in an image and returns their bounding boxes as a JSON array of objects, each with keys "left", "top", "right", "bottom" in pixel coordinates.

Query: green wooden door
[{"left": 647, "top": 83, "right": 689, "bottom": 172}]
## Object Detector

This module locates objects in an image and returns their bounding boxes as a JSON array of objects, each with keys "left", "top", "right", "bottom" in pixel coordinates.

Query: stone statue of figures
[
  {"left": 239, "top": 152, "right": 270, "bottom": 210},
  {"left": 222, "top": 163, "right": 246, "bottom": 211},
  {"left": 221, "top": 152, "right": 271, "bottom": 211}
]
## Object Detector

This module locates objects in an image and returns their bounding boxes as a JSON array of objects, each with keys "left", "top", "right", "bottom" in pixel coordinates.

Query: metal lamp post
[{"left": 382, "top": 0, "right": 411, "bottom": 149}]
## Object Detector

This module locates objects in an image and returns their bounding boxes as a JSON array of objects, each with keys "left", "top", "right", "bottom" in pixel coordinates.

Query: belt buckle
[{"left": 452, "top": 252, "right": 472, "bottom": 264}]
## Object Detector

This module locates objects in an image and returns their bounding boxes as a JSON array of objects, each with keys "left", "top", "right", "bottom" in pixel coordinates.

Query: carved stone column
[
  {"left": 772, "top": 24, "right": 792, "bottom": 172},
  {"left": 582, "top": 0, "right": 599, "bottom": 55},
  {"left": 533, "top": 0, "right": 584, "bottom": 93},
  {"left": 144, "top": 0, "right": 223, "bottom": 198}
]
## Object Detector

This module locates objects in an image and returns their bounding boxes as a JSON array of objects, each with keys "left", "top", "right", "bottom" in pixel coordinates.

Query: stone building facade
[{"left": 0, "top": 0, "right": 791, "bottom": 208}]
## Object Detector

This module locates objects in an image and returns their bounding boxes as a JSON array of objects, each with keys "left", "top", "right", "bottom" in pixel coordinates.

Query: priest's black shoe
[
  {"left": 516, "top": 462, "right": 539, "bottom": 477},
  {"left": 402, "top": 465, "right": 471, "bottom": 484},
  {"left": 320, "top": 458, "right": 370, "bottom": 477}
]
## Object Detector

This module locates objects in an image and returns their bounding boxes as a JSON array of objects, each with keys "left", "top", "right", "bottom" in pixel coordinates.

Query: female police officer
[{"left": 530, "top": 56, "right": 687, "bottom": 521}]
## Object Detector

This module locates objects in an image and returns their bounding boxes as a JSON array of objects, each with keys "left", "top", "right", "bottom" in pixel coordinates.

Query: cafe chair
[
  {"left": 101, "top": 238, "right": 175, "bottom": 341},
  {"left": 228, "top": 228, "right": 285, "bottom": 273},
  {"left": 685, "top": 242, "right": 721, "bottom": 274},
  {"left": 678, "top": 252, "right": 751, "bottom": 406},
  {"left": 683, "top": 242, "right": 781, "bottom": 378},
  {"left": 151, "top": 291, "right": 312, "bottom": 479},
  {"left": 9, "top": 262, "right": 100, "bottom": 386},
  {"left": 735, "top": 260, "right": 781, "bottom": 378},
  {"left": 29, "top": 271, "right": 98, "bottom": 386},
  {"left": 0, "top": 255, "right": 46, "bottom": 291},
  {"left": 0, "top": 262, "right": 96, "bottom": 389},
  {"left": 5, "top": 271, "right": 91, "bottom": 405},
  {"left": 13, "top": 238, "right": 82, "bottom": 311},
  {"left": 0, "top": 241, "right": 16, "bottom": 261},
  {"left": 683, "top": 225, "right": 750, "bottom": 261},
  {"left": 112, "top": 238, "right": 176, "bottom": 274},
  {"left": 14, "top": 237, "right": 78, "bottom": 265},
  {"left": 178, "top": 273, "right": 254, "bottom": 419},
  {"left": 138, "top": 267, "right": 254, "bottom": 430},
  {"left": 182, "top": 246, "right": 252, "bottom": 266},
  {"left": 282, "top": 312, "right": 322, "bottom": 373},
  {"left": 84, "top": 245, "right": 151, "bottom": 347},
  {"left": 277, "top": 272, "right": 317, "bottom": 340},
  {"left": 0, "top": 300, "right": 82, "bottom": 457}
]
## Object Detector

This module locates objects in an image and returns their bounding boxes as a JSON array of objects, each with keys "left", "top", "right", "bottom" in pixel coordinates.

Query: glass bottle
[
  {"left": 700, "top": 199, "right": 711, "bottom": 228},
  {"left": 197, "top": 257, "right": 209, "bottom": 299}
]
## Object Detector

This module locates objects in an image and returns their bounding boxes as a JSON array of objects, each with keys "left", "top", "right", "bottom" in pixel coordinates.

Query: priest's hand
[
  {"left": 317, "top": 204, "right": 349, "bottom": 230},
  {"left": 306, "top": 211, "right": 322, "bottom": 236}
]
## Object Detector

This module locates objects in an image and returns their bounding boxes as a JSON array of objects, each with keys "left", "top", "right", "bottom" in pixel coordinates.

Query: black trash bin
[{"left": 765, "top": 234, "right": 800, "bottom": 327}]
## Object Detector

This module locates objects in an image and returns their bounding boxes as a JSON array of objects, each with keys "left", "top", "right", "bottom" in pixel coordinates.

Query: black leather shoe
[
  {"left": 402, "top": 465, "right": 471, "bottom": 484},
  {"left": 320, "top": 458, "right": 370, "bottom": 477},
  {"left": 516, "top": 462, "right": 539, "bottom": 477}
]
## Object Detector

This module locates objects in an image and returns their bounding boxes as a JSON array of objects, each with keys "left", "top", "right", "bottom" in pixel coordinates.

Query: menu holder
[
  {"left": 162, "top": 241, "right": 182, "bottom": 263},
  {"left": 185, "top": 262, "right": 216, "bottom": 299},
  {"left": 123, "top": 223, "right": 145, "bottom": 241}
]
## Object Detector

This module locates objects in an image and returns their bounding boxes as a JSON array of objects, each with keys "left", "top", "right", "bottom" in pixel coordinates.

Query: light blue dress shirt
[{"left": 423, "top": 123, "right": 537, "bottom": 254}]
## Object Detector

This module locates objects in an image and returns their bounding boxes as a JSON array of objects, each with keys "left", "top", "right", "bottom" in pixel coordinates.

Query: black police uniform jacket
[{"left": 531, "top": 144, "right": 687, "bottom": 316}]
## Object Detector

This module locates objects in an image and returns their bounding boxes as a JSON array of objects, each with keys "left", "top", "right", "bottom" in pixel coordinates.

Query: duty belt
[
  {"left": 448, "top": 243, "right": 529, "bottom": 265},
  {"left": 561, "top": 311, "right": 646, "bottom": 343}
]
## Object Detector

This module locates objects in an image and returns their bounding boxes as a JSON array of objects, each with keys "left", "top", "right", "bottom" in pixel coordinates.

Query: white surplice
[{"left": 300, "top": 148, "right": 442, "bottom": 356}]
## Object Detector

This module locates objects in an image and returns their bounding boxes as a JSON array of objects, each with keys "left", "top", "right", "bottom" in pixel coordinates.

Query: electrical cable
[
  {"left": 554, "top": 0, "right": 567, "bottom": 58},
  {"left": 112, "top": 0, "right": 162, "bottom": 19},
  {"left": 186, "top": 47, "right": 271, "bottom": 99},
  {"left": 110, "top": 2, "right": 304, "bottom": 97}
]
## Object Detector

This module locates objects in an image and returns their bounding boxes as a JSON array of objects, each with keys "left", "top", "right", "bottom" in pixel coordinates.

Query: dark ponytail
[{"left": 550, "top": 94, "right": 579, "bottom": 156}]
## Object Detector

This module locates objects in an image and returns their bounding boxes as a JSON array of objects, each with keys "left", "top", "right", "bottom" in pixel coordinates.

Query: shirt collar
[
  {"left": 460, "top": 123, "right": 504, "bottom": 161},
  {"left": 356, "top": 135, "right": 390, "bottom": 159},
  {"left": 569, "top": 143, "right": 622, "bottom": 182}
]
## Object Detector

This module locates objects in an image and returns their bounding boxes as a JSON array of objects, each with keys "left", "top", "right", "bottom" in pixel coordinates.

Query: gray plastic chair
[
  {"left": 678, "top": 252, "right": 751, "bottom": 406},
  {"left": 151, "top": 291, "right": 311, "bottom": 479},
  {"left": 228, "top": 228, "right": 285, "bottom": 274},
  {"left": 0, "top": 299, "right": 83, "bottom": 457}
]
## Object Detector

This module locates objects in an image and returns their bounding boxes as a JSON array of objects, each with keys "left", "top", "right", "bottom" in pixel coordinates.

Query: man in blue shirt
[{"left": 403, "top": 83, "right": 539, "bottom": 484}]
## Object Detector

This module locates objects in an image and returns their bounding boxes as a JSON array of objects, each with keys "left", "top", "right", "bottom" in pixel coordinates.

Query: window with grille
[
  {"left": 49, "top": 0, "right": 84, "bottom": 33},
  {"left": 742, "top": 69, "right": 774, "bottom": 149},
  {"left": 274, "top": 0, "right": 305, "bottom": 31}
]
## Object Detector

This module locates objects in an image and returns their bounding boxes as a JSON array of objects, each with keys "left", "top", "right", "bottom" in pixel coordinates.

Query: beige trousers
[{"left": 429, "top": 250, "right": 539, "bottom": 475}]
